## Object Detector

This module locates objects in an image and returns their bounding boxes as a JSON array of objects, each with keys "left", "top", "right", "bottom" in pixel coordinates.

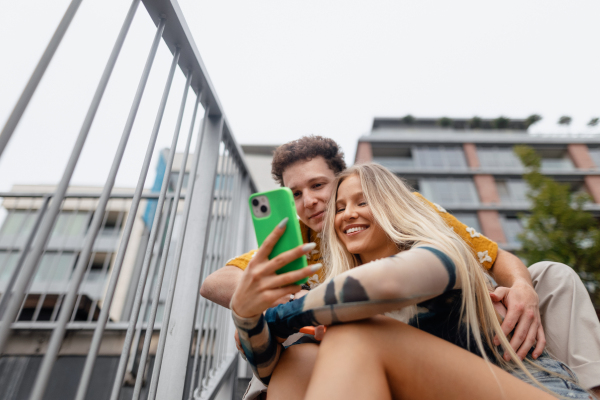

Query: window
[
  {"left": 98, "top": 211, "right": 124, "bottom": 237},
  {"left": 477, "top": 146, "right": 523, "bottom": 169},
  {"left": 32, "top": 252, "right": 77, "bottom": 285},
  {"left": 372, "top": 145, "right": 467, "bottom": 170},
  {"left": 168, "top": 172, "right": 190, "bottom": 191},
  {"left": 500, "top": 215, "right": 524, "bottom": 245},
  {"left": 419, "top": 178, "right": 479, "bottom": 206},
  {"left": 413, "top": 146, "right": 467, "bottom": 170},
  {"left": 496, "top": 179, "right": 530, "bottom": 206},
  {"left": 452, "top": 213, "right": 481, "bottom": 232},
  {"left": 50, "top": 211, "right": 89, "bottom": 239},
  {"left": 0, "top": 210, "right": 36, "bottom": 241},
  {"left": 537, "top": 148, "right": 574, "bottom": 171},
  {"left": 373, "top": 146, "right": 414, "bottom": 169},
  {"left": 0, "top": 251, "right": 19, "bottom": 291}
]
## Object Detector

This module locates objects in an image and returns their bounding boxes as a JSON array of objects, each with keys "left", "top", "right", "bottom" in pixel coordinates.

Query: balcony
[{"left": 0, "top": 1, "right": 255, "bottom": 399}]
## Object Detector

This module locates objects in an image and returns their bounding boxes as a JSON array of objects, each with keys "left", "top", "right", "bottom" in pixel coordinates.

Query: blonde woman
[{"left": 231, "top": 163, "right": 591, "bottom": 399}]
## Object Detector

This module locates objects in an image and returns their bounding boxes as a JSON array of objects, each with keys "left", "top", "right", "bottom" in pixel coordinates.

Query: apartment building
[
  {"left": 0, "top": 185, "right": 148, "bottom": 324},
  {"left": 355, "top": 117, "right": 600, "bottom": 250}
]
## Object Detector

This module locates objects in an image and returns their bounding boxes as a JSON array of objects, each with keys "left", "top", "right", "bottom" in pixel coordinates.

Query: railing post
[{"left": 156, "top": 111, "right": 224, "bottom": 399}]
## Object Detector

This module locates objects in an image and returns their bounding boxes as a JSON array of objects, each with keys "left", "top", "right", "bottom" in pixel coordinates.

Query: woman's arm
[
  {"left": 229, "top": 218, "right": 322, "bottom": 384},
  {"left": 233, "top": 245, "right": 459, "bottom": 383},
  {"left": 265, "top": 246, "right": 458, "bottom": 338}
]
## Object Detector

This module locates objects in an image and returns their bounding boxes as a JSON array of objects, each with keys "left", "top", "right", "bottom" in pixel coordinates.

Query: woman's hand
[{"left": 230, "top": 217, "right": 322, "bottom": 318}]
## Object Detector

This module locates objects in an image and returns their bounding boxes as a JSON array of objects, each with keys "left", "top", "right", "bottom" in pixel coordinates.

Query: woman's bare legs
[
  {"left": 267, "top": 343, "right": 319, "bottom": 400},
  {"left": 305, "top": 316, "right": 557, "bottom": 400}
]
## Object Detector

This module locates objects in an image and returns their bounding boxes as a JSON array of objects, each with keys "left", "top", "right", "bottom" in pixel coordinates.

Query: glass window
[
  {"left": 372, "top": 146, "right": 414, "bottom": 169},
  {"left": 452, "top": 213, "right": 481, "bottom": 232},
  {"left": 419, "top": 178, "right": 479, "bottom": 206},
  {"left": 0, "top": 251, "right": 19, "bottom": 291},
  {"left": 50, "top": 211, "right": 89, "bottom": 239},
  {"left": 536, "top": 148, "right": 574, "bottom": 171},
  {"left": 0, "top": 210, "right": 36, "bottom": 240},
  {"left": 477, "top": 146, "right": 523, "bottom": 169},
  {"left": 32, "top": 252, "right": 76, "bottom": 284},
  {"left": 413, "top": 146, "right": 467, "bottom": 170},
  {"left": 168, "top": 172, "right": 190, "bottom": 191},
  {"left": 500, "top": 215, "right": 524, "bottom": 245},
  {"left": 496, "top": 179, "right": 530, "bottom": 206}
]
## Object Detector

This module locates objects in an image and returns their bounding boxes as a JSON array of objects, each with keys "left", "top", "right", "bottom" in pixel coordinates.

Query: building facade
[
  {"left": 355, "top": 117, "right": 600, "bottom": 250},
  {"left": 0, "top": 185, "right": 148, "bottom": 324}
]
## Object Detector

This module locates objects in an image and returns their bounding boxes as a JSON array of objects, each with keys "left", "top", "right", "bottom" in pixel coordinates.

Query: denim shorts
[{"left": 509, "top": 352, "right": 594, "bottom": 399}]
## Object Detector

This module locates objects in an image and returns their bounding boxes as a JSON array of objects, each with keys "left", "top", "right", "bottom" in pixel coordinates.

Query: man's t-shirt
[{"left": 226, "top": 192, "right": 498, "bottom": 286}]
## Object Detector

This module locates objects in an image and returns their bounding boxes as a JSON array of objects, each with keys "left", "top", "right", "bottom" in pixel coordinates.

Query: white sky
[{"left": 1, "top": 0, "right": 599, "bottom": 193}]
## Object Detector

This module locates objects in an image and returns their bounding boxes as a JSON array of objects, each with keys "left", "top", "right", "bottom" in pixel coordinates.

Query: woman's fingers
[
  {"left": 264, "top": 242, "right": 317, "bottom": 276},
  {"left": 267, "top": 284, "right": 302, "bottom": 304},
  {"left": 267, "top": 264, "right": 323, "bottom": 288},
  {"left": 253, "top": 217, "right": 289, "bottom": 263}
]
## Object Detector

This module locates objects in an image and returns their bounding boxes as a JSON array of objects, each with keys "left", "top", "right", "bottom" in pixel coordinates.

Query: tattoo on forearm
[{"left": 232, "top": 246, "right": 458, "bottom": 384}]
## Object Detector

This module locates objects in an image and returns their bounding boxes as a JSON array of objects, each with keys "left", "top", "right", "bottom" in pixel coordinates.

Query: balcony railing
[{"left": 0, "top": 1, "right": 255, "bottom": 399}]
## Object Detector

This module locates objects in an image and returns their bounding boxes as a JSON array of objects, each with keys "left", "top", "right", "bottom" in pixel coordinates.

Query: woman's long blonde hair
[{"left": 321, "top": 163, "right": 568, "bottom": 396}]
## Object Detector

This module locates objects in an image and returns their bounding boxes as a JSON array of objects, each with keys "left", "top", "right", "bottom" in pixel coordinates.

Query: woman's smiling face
[{"left": 334, "top": 174, "right": 398, "bottom": 264}]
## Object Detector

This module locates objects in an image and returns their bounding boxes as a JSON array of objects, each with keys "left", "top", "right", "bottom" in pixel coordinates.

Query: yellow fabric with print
[{"left": 225, "top": 192, "right": 498, "bottom": 286}]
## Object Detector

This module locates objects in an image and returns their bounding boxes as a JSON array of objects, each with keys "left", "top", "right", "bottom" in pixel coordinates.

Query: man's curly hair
[{"left": 272, "top": 136, "right": 346, "bottom": 186}]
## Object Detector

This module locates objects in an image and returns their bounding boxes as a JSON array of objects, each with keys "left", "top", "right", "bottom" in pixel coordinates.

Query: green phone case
[{"left": 249, "top": 187, "right": 308, "bottom": 285}]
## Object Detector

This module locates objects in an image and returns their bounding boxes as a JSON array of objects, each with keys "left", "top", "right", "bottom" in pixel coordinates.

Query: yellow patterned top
[{"left": 226, "top": 192, "right": 498, "bottom": 286}]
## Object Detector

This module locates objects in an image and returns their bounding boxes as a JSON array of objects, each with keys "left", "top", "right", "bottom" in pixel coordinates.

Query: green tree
[
  {"left": 514, "top": 145, "right": 600, "bottom": 307},
  {"left": 558, "top": 116, "right": 572, "bottom": 126},
  {"left": 492, "top": 116, "right": 510, "bottom": 129},
  {"left": 437, "top": 117, "right": 453, "bottom": 128},
  {"left": 469, "top": 116, "right": 482, "bottom": 129},
  {"left": 402, "top": 114, "right": 415, "bottom": 125},
  {"left": 524, "top": 114, "right": 542, "bottom": 129}
]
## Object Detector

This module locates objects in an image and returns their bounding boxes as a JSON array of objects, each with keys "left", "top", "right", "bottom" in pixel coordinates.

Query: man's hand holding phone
[{"left": 230, "top": 218, "right": 322, "bottom": 319}]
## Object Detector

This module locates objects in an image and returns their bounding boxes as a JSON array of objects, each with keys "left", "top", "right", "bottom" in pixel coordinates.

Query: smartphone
[{"left": 249, "top": 187, "right": 308, "bottom": 285}]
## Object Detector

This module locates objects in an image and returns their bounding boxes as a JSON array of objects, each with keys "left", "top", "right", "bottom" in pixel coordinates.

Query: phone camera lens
[
  {"left": 252, "top": 199, "right": 259, "bottom": 206},
  {"left": 260, "top": 205, "right": 268, "bottom": 213}
]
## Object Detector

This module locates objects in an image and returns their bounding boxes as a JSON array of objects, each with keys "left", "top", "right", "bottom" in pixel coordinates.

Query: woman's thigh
[
  {"left": 305, "top": 316, "right": 558, "bottom": 400},
  {"left": 267, "top": 343, "right": 319, "bottom": 400}
]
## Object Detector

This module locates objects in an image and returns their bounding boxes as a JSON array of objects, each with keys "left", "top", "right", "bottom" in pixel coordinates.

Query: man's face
[{"left": 282, "top": 156, "right": 336, "bottom": 233}]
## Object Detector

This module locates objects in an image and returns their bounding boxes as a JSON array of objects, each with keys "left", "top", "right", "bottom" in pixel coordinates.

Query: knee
[
  {"left": 529, "top": 261, "right": 585, "bottom": 296},
  {"left": 530, "top": 261, "right": 578, "bottom": 283}
]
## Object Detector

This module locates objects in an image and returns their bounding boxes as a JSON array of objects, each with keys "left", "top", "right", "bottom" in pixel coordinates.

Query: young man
[{"left": 200, "top": 136, "right": 600, "bottom": 394}]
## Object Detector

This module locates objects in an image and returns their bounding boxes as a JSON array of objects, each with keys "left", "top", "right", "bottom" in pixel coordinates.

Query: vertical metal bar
[
  {"left": 197, "top": 146, "right": 231, "bottom": 391},
  {"left": 33, "top": 16, "right": 167, "bottom": 400},
  {"left": 0, "top": 196, "right": 50, "bottom": 318},
  {"left": 131, "top": 72, "right": 192, "bottom": 400},
  {"left": 207, "top": 150, "right": 237, "bottom": 377},
  {"left": 126, "top": 197, "right": 171, "bottom": 377},
  {"left": 73, "top": 17, "right": 168, "bottom": 400},
  {"left": 155, "top": 112, "right": 224, "bottom": 400},
  {"left": 187, "top": 292, "right": 207, "bottom": 400},
  {"left": 128, "top": 197, "right": 171, "bottom": 372},
  {"left": 74, "top": 205, "right": 111, "bottom": 322},
  {"left": 217, "top": 164, "right": 243, "bottom": 368},
  {"left": 109, "top": 48, "right": 182, "bottom": 400},
  {"left": 190, "top": 150, "right": 224, "bottom": 399},
  {"left": 0, "top": 0, "right": 83, "bottom": 158},
  {"left": 32, "top": 201, "right": 83, "bottom": 322},
  {"left": 0, "top": 0, "right": 142, "bottom": 355},
  {"left": 211, "top": 151, "right": 238, "bottom": 370},
  {"left": 146, "top": 92, "right": 202, "bottom": 400},
  {"left": 219, "top": 163, "right": 243, "bottom": 368}
]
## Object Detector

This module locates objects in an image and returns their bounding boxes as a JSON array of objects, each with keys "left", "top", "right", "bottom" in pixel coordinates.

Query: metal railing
[{"left": 0, "top": 1, "right": 255, "bottom": 399}]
